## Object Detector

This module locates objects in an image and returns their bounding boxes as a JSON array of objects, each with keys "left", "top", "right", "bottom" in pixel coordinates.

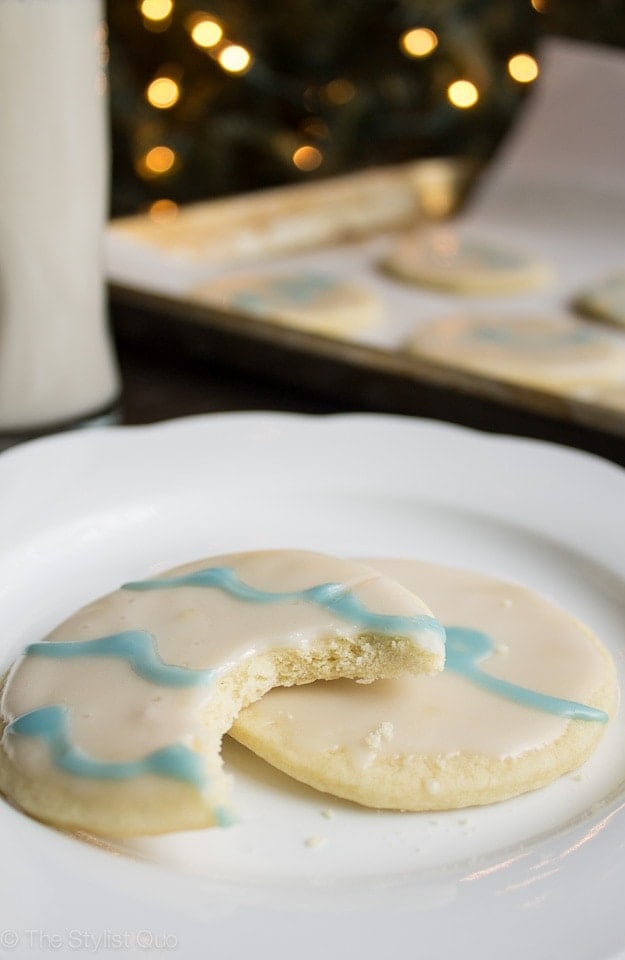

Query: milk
[{"left": 0, "top": 0, "right": 119, "bottom": 432}]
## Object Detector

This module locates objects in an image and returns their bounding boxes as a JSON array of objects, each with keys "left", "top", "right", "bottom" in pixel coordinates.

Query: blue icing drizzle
[
  {"left": 471, "top": 324, "right": 595, "bottom": 349},
  {"left": 214, "top": 805, "right": 238, "bottom": 827},
  {"left": 26, "top": 631, "right": 214, "bottom": 689},
  {"left": 122, "top": 565, "right": 445, "bottom": 641},
  {"left": 462, "top": 242, "right": 525, "bottom": 269},
  {"left": 232, "top": 273, "right": 337, "bottom": 312},
  {"left": 445, "top": 626, "right": 608, "bottom": 723},
  {"left": 7, "top": 585, "right": 606, "bottom": 795},
  {"left": 7, "top": 706, "right": 207, "bottom": 788}
]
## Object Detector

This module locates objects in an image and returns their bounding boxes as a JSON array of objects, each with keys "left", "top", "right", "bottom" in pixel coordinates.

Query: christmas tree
[{"left": 106, "top": 0, "right": 621, "bottom": 217}]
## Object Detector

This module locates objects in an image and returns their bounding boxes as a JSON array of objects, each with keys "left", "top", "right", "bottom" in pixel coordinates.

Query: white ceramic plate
[{"left": 0, "top": 413, "right": 624, "bottom": 960}]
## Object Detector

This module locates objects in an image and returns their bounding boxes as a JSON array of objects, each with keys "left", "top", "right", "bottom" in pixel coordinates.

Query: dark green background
[{"left": 107, "top": 1, "right": 624, "bottom": 216}]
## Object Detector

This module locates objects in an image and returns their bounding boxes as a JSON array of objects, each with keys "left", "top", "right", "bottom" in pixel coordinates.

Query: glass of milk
[{"left": 0, "top": 0, "right": 120, "bottom": 448}]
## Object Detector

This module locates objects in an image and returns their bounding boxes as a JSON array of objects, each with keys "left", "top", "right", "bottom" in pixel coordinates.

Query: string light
[
  {"left": 447, "top": 79, "right": 479, "bottom": 109},
  {"left": 217, "top": 44, "right": 252, "bottom": 74},
  {"left": 507, "top": 53, "right": 539, "bottom": 83},
  {"left": 138, "top": 145, "right": 177, "bottom": 178},
  {"left": 120, "top": 4, "right": 528, "bottom": 209},
  {"left": 300, "top": 117, "right": 329, "bottom": 139},
  {"left": 399, "top": 27, "right": 438, "bottom": 58},
  {"left": 323, "top": 78, "right": 356, "bottom": 105},
  {"left": 530, "top": 0, "right": 547, "bottom": 11},
  {"left": 292, "top": 145, "right": 323, "bottom": 172},
  {"left": 187, "top": 14, "right": 223, "bottom": 49},
  {"left": 149, "top": 198, "right": 179, "bottom": 222},
  {"left": 140, "top": 0, "right": 173, "bottom": 22},
  {"left": 146, "top": 76, "right": 180, "bottom": 109}
]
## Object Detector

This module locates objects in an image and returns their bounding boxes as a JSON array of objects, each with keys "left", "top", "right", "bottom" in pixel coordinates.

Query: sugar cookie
[
  {"left": 573, "top": 381, "right": 625, "bottom": 413},
  {"left": 407, "top": 314, "right": 625, "bottom": 391},
  {"left": 574, "top": 271, "right": 625, "bottom": 329},
  {"left": 0, "top": 550, "right": 444, "bottom": 836},
  {"left": 190, "top": 270, "right": 382, "bottom": 338},
  {"left": 231, "top": 559, "right": 616, "bottom": 811},
  {"left": 383, "top": 228, "right": 552, "bottom": 294}
]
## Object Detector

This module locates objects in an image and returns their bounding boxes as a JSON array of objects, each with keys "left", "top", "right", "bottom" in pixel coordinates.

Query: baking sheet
[{"left": 106, "top": 38, "right": 625, "bottom": 439}]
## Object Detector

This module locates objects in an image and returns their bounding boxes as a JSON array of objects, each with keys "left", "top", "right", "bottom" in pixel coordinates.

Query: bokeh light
[
  {"left": 139, "top": 145, "right": 177, "bottom": 177},
  {"left": 292, "top": 145, "right": 323, "bottom": 172},
  {"left": 323, "top": 78, "right": 356, "bottom": 105},
  {"left": 146, "top": 76, "right": 180, "bottom": 109},
  {"left": 149, "top": 198, "right": 179, "bottom": 222},
  {"left": 300, "top": 117, "right": 330, "bottom": 139},
  {"left": 140, "top": 0, "right": 173, "bottom": 22},
  {"left": 188, "top": 15, "right": 223, "bottom": 49},
  {"left": 217, "top": 44, "right": 252, "bottom": 74},
  {"left": 447, "top": 79, "right": 479, "bottom": 108},
  {"left": 400, "top": 27, "right": 438, "bottom": 58},
  {"left": 507, "top": 53, "right": 539, "bottom": 83}
]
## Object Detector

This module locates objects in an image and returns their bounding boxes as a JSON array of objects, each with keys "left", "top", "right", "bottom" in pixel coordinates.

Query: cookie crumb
[
  {"left": 494, "top": 642, "right": 510, "bottom": 655},
  {"left": 363, "top": 721, "right": 394, "bottom": 750},
  {"left": 321, "top": 808, "right": 335, "bottom": 819},
  {"left": 305, "top": 835, "right": 328, "bottom": 849}
]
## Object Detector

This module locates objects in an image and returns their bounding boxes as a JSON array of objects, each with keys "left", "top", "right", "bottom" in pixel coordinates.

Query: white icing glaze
[
  {"left": 190, "top": 270, "right": 381, "bottom": 337},
  {"left": 0, "top": 550, "right": 443, "bottom": 810},
  {"left": 408, "top": 315, "right": 625, "bottom": 390},
  {"left": 235, "top": 559, "right": 613, "bottom": 763},
  {"left": 385, "top": 228, "right": 552, "bottom": 293}
]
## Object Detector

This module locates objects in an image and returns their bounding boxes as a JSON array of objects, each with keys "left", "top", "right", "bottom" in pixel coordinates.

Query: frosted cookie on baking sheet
[
  {"left": 190, "top": 270, "right": 382, "bottom": 338},
  {"left": 231, "top": 559, "right": 616, "bottom": 812},
  {"left": 571, "top": 382, "right": 625, "bottom": 413},
  {"left": 0, "top": 550, "right": 444, "bottom": 837},
  {"left": 573, "top": 271, "right": 625, "bottom": 329},
  {"left": 406, "top": 314, "right": 625, "bottom": 391},
  {"left": 382, "top": 227, "right": 552, "bottom": 294}
]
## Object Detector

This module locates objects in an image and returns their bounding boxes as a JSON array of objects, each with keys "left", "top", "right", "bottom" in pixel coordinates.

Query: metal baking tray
[{"left": 106, "top": 159, "right": 625, "bottom": 453}]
